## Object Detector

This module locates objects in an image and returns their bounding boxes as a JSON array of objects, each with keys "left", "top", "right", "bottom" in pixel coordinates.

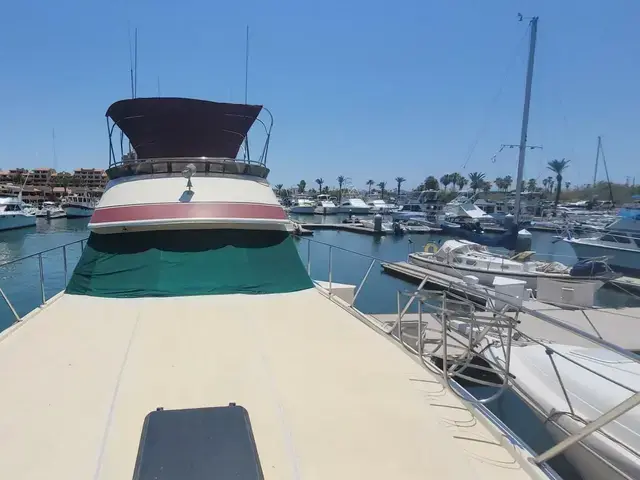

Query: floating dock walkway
[
  {"left": 381, "top": 260, "right": 640, "bottom": 351},
  {"left": 301, "top": 223, "right": 442, "bottom": 235}
]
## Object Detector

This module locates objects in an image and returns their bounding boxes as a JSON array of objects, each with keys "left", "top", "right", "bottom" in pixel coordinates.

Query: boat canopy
[
  {"left": 106, "top": 98, "right": 263, "bottom": 161},
  {"left": 434, "top": 240, "right": 481, "bottom": 259}
]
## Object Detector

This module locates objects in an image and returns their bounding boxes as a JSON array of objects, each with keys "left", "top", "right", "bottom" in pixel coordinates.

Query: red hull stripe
[{"left": 90, "top": 202, "right": 287, "bottom": 224}]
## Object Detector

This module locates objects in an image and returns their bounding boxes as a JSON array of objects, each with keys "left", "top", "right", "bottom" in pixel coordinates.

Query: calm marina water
[{"left": 4, "top": 214, "right": 637, "bottom": 479}]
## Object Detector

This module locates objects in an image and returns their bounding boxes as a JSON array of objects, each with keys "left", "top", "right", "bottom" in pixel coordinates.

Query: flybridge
[{"left": 105, "top": 97, "right": 273, "bottom": 180}]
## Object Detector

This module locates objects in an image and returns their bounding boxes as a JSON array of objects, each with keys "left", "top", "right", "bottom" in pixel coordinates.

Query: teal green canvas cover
[{"left": 66, "top": 229, "right": 313, "bottom": 298}]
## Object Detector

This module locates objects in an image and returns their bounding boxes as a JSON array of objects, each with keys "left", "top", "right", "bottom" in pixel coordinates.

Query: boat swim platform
[{"left": 381, "top": 261, "right": 640, "bottom": 351}]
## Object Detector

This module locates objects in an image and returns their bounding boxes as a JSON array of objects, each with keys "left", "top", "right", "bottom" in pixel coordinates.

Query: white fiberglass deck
[{"left": 0, "top": 288, "right": 543, "bottom": 479}]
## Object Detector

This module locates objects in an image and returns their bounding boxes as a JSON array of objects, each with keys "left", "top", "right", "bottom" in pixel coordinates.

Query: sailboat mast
[
  {"left": 514, "top": 16, "right": 538, "bottom": 223},
  {"left": 599, "top": 137, "right": 615, "bottom": 203},
  {"left": 593, "top": 136, "right": 601, "bottom": 188}
]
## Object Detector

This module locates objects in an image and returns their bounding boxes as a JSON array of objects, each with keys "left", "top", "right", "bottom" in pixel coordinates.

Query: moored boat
[
  {"left": 486, "top": 343, "right": 640, "bottom": 480},
  {"left": 314, "top": 194, "right": 339, "bottom": 215},
  {"left": 0, "top": 96, "right": 559, "bottom": 479},
  {"left": 0, "top": 196, "right": 36, "bottom": 231},
  {"left": 289, "top": 196, "right": 316, "bottom": 214},
  {"left": 339, "top": 197, "right": 371, "bottom": 214},
  {"left": 409, "top": 239, "right": 617, "bottom": 292},
  {"left": 564, "top": 214, "right": 640, "bottom": 274},
  {"left": 61, "top": 193, "right": 96, "bottom": 218},
  {"left": 36, "top": 201, "right": 66, "bottom": 219}
]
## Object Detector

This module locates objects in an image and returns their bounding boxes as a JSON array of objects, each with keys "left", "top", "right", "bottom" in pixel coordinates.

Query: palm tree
[
  {"left": 274, "top": 183, "right": 283, "bottom": 196},
  {"left": 366, "top": 179, "right": 375, "bottom": 195},
  {"left": 337, "top": 175, "right": 346, "bottom": 203},
  {"left": 495, "top": 177, "right": 504, "bottom": 192},
  {"left": 565, "top": 181, "right": 571, "bottom": 190},
  {"left": 449, "top": 173, "right": 461, "bottom": 192},
  {"left": 456, "top": 176, "right": 468, "bottom": 191},
  {"left": 527, "top": 178, "right": 537, "bottom": 193},
  {"left": 440, "top": 174, "right": 451, "bottom": 192},
  {"left": 542, "top": 177, "right": 549, "bottom": 191},
  {"left": 481, "top": 180, "right": 492, "bottom": 194},
  {"left": 424, "top": 176, "right": 439, "bottom": 191},
  {"left": 395, "top": 176, "right": 406, "bottom": 198},
  {"left": 297, "top": 180, "right": 306, "bottom": 194},
  {"left": 315, "top": 178, "right": 324, "bottom": 192},
  {"left": 503, "top": 175, "right": 513, "bottom": 192},
  {"left": 546, "top": 176, "right": 554, "bottom": 193},
  {"left": 547, "top": 158, "right": 571, "bottom": 209},
  {"left": 468, "top": 172, "right": 486, "bottom": 194},
  {"left": 377, "top": 181, "right": 387, "bottom": 199}
]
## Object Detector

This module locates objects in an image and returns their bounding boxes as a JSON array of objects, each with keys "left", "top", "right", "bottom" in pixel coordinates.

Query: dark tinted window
[{"left": 602, "top": 233, "right": 630, "bottom": 243}]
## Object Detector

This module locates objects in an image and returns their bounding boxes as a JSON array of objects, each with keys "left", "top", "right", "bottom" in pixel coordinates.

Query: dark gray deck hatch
[{"left": 132, "top": 404, "right": 264, "bottom": 479}]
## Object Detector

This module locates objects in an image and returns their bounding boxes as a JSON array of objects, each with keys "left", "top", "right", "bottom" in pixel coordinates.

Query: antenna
[
  {"left": 134, "top": 28, "right": 138, "bottom": 98},
  {"left": 128, "top": 26, "right": 134, "bottom": 99},
  {"left": 243, "top": 25, "right": 251, "bottom": 162}
]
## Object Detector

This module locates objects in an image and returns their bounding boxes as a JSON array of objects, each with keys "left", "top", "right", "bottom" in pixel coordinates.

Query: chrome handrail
[
  {"left": 297, "top": 235, "right": 640, "bottom": 471},
  {"left": 0, "top": 237, "right": 88, "bottom": 323}
]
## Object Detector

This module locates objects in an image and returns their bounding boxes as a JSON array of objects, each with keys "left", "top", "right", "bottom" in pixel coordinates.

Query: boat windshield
[{"left": 66, "top": 229, "right": 313, "bottom": 298}]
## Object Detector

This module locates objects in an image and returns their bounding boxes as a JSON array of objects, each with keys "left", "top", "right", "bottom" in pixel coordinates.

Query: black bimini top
[{"left": 106, "top": 98, "right": 263, "bottom": 159}]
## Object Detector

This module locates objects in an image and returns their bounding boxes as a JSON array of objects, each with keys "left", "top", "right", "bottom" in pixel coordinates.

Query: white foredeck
[{"left": 0, "top": 288, "right": 545, "bottom": 479}]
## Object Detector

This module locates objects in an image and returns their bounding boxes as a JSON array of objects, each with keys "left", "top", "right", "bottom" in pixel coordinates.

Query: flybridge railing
[
  {"left": 0, "top": 237, "right": 88, "bottom": 324},
  {"left": 297, "top": 235, "right": 640, "bottom": 476},
  {"left": 107, "top": 107, "right": 274, "bottom": 168}
]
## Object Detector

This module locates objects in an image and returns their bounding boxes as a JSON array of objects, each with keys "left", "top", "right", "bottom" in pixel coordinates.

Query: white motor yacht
[
  {"left": 0, "top": 97, "right": 557, "bottom": 480},
  {"left": 314, "top": 194, "right": 339, "bottom": 215},
  {"left": 391, "top": 190, "right": 442, "bottom": 221},
  {"left": 367, "top": 199, "right": 397, "bottom": 214},
  {"left": 0, "top": 196, "right": 36, "bottom": 231},
  {"left": 289, "top": 196, "right": 316, "bottom": 214},
  {"left": 440, "top": 191, "right": 500, "bottom": 227},
  {"left": 339, "top": 197, "right": 371, "bottom": 214},
  {"left": 409, "top": 239, "right": 616, "bottom": 292},
  {"left": 563, "top": 214, "right": 640, "bottom": 274},
  {"left": 61, "top": 193, "right": 96, "bottom": 218},
  {"left": 36, "top": 201, "right": 66, "bottom": 219}
]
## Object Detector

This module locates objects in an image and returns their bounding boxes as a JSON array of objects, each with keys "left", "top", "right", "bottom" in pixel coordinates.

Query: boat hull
[
  {"left": 289, "top": 206, "right": 315, "bottom": 214},
  {"left": 486, "top": 344, "right": 640, "bottom": 480},
  {"left": 62, "top": 205, "right": 95, "bottom": 218},
  {"left": 338, "top": 206, "right": 371, "bottom": 215},
  {"left": 0, "top": 214, "right": 36, "bottom": 231},
  {"left": 391, "top": 211, "right": 428, "bottom": 221},
  {"left": 314, "top": 206, "right": 340, "bottom": 215},
  {"left": 564, "top": 239, "right": 640, "bottom": 274}
]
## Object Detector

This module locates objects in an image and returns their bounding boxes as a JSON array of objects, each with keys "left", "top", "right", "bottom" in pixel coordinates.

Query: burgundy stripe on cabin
[{"left": 90, "top": 202, "right": 287, "bottom": 224}]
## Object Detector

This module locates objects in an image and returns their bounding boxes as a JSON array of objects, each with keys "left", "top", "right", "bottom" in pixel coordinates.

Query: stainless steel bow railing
[{"left": 0, "top": 237, "right": 88, "bottom": 323}]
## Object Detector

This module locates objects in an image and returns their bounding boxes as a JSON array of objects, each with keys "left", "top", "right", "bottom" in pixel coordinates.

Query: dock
[
  {"left": 302, "top": 223, "right": 442, "bottom": 235},
  {"left": 380, "top": 260, "right": 640, "bottom": 350},
  {"left": 381, "top": 261, "right": 487, "bottom": 302}
]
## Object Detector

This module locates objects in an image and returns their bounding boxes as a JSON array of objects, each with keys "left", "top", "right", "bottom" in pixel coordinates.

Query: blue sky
[{"left": 0, "top": 0, "right": 638, "bottom": 190}]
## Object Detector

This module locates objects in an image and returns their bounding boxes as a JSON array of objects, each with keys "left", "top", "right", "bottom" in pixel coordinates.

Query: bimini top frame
[{"left": 105, "top": 97, "right": 274, "bottom": 179}]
